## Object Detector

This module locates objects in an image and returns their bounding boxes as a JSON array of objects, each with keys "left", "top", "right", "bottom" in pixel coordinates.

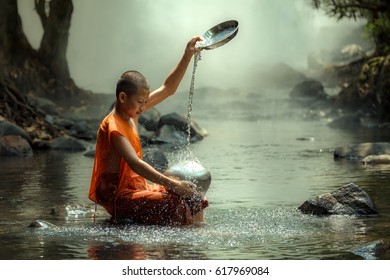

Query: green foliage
[
  {"left": 365, "top": 16, "right": 390, "bottom": 53},
  {"left": 312, "top": 0, "right": 390, "bottom": 54}
]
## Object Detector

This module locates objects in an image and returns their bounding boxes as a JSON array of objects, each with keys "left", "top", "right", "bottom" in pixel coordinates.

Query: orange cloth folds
[{"left": 89, "top": 113, "right": 207, "bottom": 225}]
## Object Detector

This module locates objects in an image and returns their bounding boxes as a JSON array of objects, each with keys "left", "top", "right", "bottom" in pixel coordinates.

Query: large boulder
[
  {"left": 26, "top": 95, "right": 59, "bottom": 116},
  {"left": 298, "top": 183, "right": 378, "bottom": 216},
  {"left": 138, "top": 124, "right": 158, "bottom": 146},
  {"left": 139, "top": 108, "right": 161, "bottom": 132},
  {"left": 68, "top": 120, "right": 97, "bottom": 141},
  {"left": 0, "top": 120, "right": 31, "bottom": 142},
  {"left": 0, "top": 135, "right": 33, "bottom": 156},
  {"left": 49, "top": 136, "right": 89, "bottom": 151},
  {"left": 290, "top": 78, "right": 327, "bottom": 101},
  {"left": 157, "top": 112, "right": 208, "bottom": 144},
  {"left": 153, "top": 124, "right": 188, "bottom": 146}
]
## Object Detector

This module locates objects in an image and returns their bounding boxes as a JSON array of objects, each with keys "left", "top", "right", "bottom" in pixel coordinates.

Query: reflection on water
[{"left": 1, "top": 89, "right": 390, "bottom": 260}]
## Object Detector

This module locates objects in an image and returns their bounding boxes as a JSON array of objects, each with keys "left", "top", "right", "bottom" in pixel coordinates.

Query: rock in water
[
  {"left": 361, "top": 154, "right": 390, "bottom": 165},
  {"left": 28, "top": 220, "right": 58, "bottom": 229},
  {"left": 352, "top": 240, "right": 390, "bottom": 260},
  {"left": 298, "top": 183, "right": 378, "bottom": 216},
  {"left": 334, "top": 142, "right": 390, "bottom": 160}
]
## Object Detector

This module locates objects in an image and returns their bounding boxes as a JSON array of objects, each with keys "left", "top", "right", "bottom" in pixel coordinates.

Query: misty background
[
  {"left": 4, "top": 1, "right": 390, "bottom": 261},
  {"left": 18, "top": 0, "right": 366, "bottom": 94}
]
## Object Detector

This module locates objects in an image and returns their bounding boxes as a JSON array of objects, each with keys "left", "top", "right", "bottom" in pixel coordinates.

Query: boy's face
[{"left": 120, "top": 88, "right": 149, "bottom": 119}]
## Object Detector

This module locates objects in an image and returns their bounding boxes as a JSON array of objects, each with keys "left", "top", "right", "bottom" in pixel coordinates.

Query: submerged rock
[
  {"left": 28, "top": 220, "right": 58, "bottom": 229},
  {"left": 351, "top": 240, "right": 390, "bottom": 260},
  {"left": 298, "top": 183, "right": 378, "bottom": 216},
  {"left": 361, "top": 154, "right": 390, "bottom": 165}
]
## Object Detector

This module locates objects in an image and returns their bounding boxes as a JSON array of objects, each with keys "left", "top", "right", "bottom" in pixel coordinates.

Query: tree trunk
[
  {"left": 0, "top": 0, "right": 87, "bottom": 142},
  {"left": 0, "top": 0, "right": 37, "bottom": 120},
  {"left": 36, "top": 0, "right": 73, "bottom": 83},
  {"left": 1, "top": 0, "right": 89, "bottom": 102},
  {"left": 0, "top": 0, "right": 36, "bottom": 67}
]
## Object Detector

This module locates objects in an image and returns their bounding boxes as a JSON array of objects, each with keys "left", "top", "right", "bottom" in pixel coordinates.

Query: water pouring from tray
[
  {"left": 186, "top": 20, "right": 239, "bottom": 145},
  {"left": 167, "top": 20, "right": 239, "bottom": 194}
]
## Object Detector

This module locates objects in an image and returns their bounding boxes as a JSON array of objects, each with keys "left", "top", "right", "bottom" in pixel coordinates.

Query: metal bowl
[
  {"left": 196, "top": 20, "right": 239, "bottom": 50},
  {"left": 164, "top": 160, "right": 211, "bottom": 194}
]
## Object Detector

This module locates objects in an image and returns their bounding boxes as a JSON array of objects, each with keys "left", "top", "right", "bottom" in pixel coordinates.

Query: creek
[{"left": 1, "top": 85, "right": 390, "bottom": 260}]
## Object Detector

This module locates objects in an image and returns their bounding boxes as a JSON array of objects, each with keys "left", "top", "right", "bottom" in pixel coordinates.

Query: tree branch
[
  {"left": 34, "top": 0, "right": 48, "bottom": 29},
  {"left": 331, "top": 1, "right": 385, "bottom": 13},
  {"left": 1, "top": 77, "right": 37, "bottom": 116},
  {"left": 313, "top": 0, "right": 387, "bottom": 19}
]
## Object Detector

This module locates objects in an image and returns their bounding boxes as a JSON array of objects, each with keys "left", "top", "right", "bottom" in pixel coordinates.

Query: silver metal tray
[{"left": 196, "top": 20, "right": 239, "bottom": 50}]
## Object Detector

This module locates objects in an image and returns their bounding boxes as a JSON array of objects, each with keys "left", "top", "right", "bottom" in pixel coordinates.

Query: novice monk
[{"left": 89, "top": 36, "right": 208, "bottom": 226}]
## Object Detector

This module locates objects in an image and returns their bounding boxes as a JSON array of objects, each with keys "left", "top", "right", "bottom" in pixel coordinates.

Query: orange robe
[{"left": 89, "top": 113, "right": 207, "bottom": 225}]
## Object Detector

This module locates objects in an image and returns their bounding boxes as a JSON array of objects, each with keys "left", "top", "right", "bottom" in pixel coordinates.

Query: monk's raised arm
[{"left": 146, "top": 36, "right": 202, "bottom": 109}]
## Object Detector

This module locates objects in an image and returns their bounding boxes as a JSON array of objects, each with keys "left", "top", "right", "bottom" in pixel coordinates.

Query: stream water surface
[{"left": 1, "top": 81, "right": 390, "bottom": 260}]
